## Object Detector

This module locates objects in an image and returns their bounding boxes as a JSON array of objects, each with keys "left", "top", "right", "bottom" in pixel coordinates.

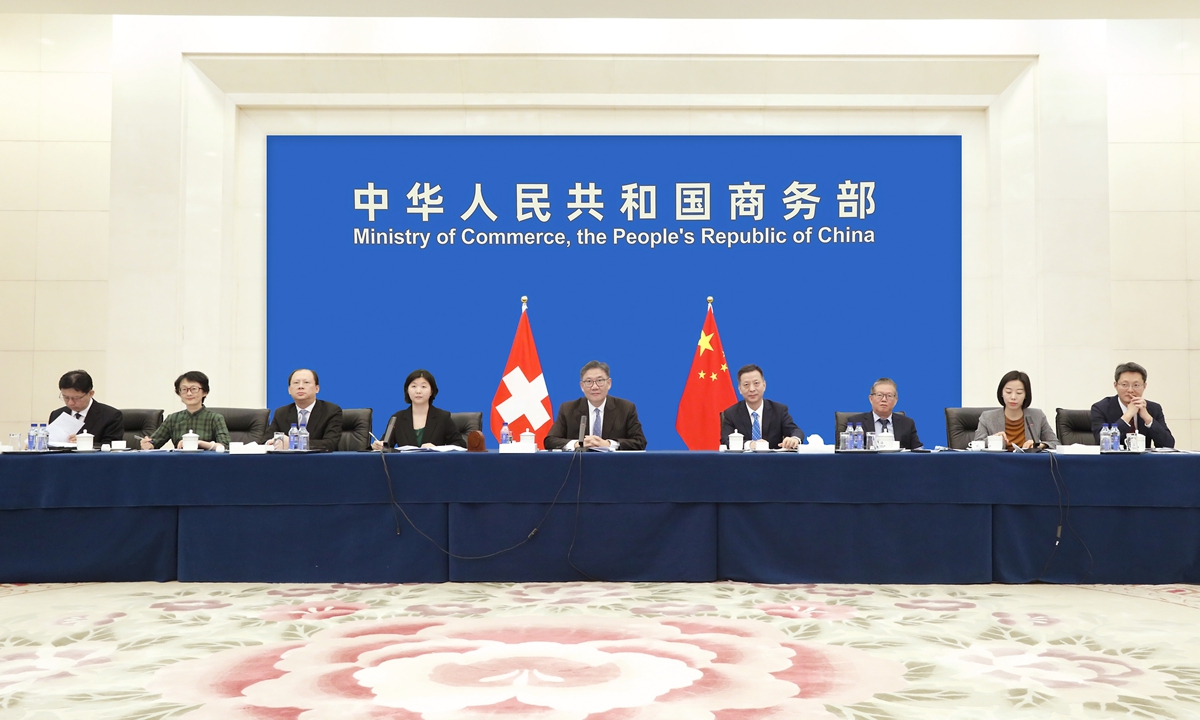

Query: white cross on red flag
[{"left": 491, "top": 300, "right": 553, "bottom": 444}]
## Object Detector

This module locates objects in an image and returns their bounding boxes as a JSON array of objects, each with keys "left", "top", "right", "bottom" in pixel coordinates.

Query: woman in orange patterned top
[{"left": 974, "top": 370, "right": 1059, "bottom": 450}]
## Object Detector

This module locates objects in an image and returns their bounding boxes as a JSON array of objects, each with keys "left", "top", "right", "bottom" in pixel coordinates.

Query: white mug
[
  {"left": 728, "top": 431, "right": 744, "bottom": 451},
  {"left": 76, "top": 431, "right": 94, "bottom": 452},
  {"left": 1125, "top": 433, "right": 1145, "bottom": 452},
  {"left": 986, "top": 435, "right": 1004, "bottom": 451},
  {"left": 181, "top": 430, "right": 200, "bottom": 451}
]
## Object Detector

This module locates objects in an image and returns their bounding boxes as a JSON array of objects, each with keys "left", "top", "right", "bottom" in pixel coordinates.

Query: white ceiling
[{"left": 3, "top": 0, "right": 1199, "bottom": 18}]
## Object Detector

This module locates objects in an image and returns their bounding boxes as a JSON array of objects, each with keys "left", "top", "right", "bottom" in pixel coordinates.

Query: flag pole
[{"left": 521, "top": 295, "right": 528, "bottom": 310}]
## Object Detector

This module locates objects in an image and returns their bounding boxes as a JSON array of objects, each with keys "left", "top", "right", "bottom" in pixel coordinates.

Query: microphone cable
[
  {"left": 375, "top": 440, "right": 582, "bottom": 561},
  {"left": 565, "top": 439, "right": 599, "bottom": 581},
  {"left": 1035, "top": 450, "right": 1093, "bottom": 581}
]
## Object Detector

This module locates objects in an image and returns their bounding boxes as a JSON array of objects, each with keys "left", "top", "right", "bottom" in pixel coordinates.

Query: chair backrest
[
  {"left": 1055, "top": 408, "right": 1097, "bottom": 446},
  {"left": 944, "top": 407, "right": 992, "bottom": 450},
  {"left": 208, "top": 407, "right": 270, "bottom": 444},
  {"left": 121, "top": 409, "right": 163, "bottom": 447},
  {"left": 451, "top": 412, "right": 484, "bottom": 438},
  {"left": 339, "top": 408, "right": 373, "bottom": 451},
  {"left": 834, "top": 411, "right": 904, "bottom": 439}
]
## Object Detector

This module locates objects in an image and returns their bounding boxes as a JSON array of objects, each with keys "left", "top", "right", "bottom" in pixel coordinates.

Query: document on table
[
  {"left": 47, "top": 412, "right": 84, "bottom": 444},
  {"left": 394, "top": 445, "right": 468, "bottom": 452}
]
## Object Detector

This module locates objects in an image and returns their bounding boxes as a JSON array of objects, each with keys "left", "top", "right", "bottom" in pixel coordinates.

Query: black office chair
[
  {"left": 944, "top": 407, "right": 992, "bottom": 450},
  {"left": 451, "top": 411, "right": 486, "bottom": 451},
  {"left": 339, "top": 408, "right": 373, "bottom": 451},
  {"left": 208, "top": 407, "right": 270, "bottom": 444},
  {"left": 834, "top": 410, "right": 905, "bottom": 439},
  {"left": 1056, "top": 408, "right": 1097, "bottom": 446},
  {"left": 120, "top": 409, "right": 163, "bottom": 447}
]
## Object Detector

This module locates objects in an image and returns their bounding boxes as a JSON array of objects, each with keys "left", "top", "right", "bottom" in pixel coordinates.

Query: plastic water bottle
[
  {"left": 1100, "top": 424, "right": 1112, "bottom": 451},
  {"left": 500, "top": 422, "right": 511, "bottom": 444},
  {"left": 36, "top": 423, "right": 48, "bottom": 451},
  {"left": 288, "top": 422, "right": 299, "bottom": 450},
  {"left": 27, "top": 423, "right": 37, "bottom": 450},
  {"left": 297, "top": 424, "right": 309, "bottom": 451},
  {"left": 852, "top": 423, "right": 864, "bottom": 450},
  {"left": 840, "top": 428, "right": 851, "bottom": 450}
]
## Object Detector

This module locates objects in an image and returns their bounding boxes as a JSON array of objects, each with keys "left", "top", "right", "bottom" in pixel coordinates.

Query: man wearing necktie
[
  {"left": 47, "top": 369, "right": 125, "bottom": 445},
  {"left": 263, "top": 368, "right": 344, "bottom": 451},
  {"left": 543, "top": 360, "right": 647, "bottom": 450},
  {"left": 719, "top": 365, "right": 804, "bottom": 450},
  {"left": 844, "top": 378, "right": 923, "bottom": 450}
]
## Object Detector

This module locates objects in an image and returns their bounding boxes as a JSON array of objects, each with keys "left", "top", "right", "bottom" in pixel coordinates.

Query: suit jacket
[
  {"left": 544, "top": 396, "right": 647, "bottom": 450},
  {"left": 845, "top": 411, "right": 922, "bottom": 450},
  {"left": 49, "top": 400, "right": 124, "bottom": 445},
  {"left": 264, "top": 399, "right": 343, "bottom": 451},
  {"left": 974, "top": 407, "right": 1059, "bottom": 448},
  {"left": 1090, "top": 395, "right": 1174, "bottom": 448},
  {"left": 720, "top": 399, "right": 804, "bottom": 448},
  {"left": 383, "top": 405, "right": 465, "bottom": 448}
]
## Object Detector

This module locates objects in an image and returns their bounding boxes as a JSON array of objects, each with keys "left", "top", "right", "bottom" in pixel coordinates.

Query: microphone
[{"left": 577, "top": 415, "right": 587, "bottom": 452}]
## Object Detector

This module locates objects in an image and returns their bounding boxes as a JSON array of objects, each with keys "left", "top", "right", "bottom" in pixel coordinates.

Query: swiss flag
[
  {"left": 491, "top": 300, "right": 554, "bottom": 444},
  {"left": 676, "top": 301, "right": 737, "bottom": 450}
]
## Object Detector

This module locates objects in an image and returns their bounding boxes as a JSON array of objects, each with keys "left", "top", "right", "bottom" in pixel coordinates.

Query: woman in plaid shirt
[{"left": 141, "top": 371, "right": 231, "bottom": 451}]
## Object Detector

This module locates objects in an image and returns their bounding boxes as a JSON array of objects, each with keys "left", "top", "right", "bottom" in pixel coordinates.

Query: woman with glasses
[
  {"left": 141, "top": 371, "right": 230, "bottom": 451},
  {"left": 372, "top": 369, "right": 465, "bottom": 450},
  {"left": 974, "top": 370, "right": 1058, "bottom": 450},
  {"left": 48, "top": 369, "right": 125, "bottom": 445}
]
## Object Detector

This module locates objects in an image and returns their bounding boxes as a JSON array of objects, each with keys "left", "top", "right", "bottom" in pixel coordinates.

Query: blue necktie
[
  {"left": 299, "top": 409, "right": 309, "bottom": 429},
  {"left": 592, "top": 408, "right": 602, "bottom": 437},
  {"left": 751, "top": 411, "right": 761, "bottom": 442}
]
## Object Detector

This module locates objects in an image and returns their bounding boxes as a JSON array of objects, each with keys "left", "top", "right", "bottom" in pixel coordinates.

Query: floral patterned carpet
[{"left": 3, "top": 581, "right": 1200, "bottom": 719}]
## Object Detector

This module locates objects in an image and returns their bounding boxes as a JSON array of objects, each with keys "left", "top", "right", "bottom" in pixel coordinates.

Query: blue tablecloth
[{"left": 2, "top": 450, "right": 1198, "bottom": 583}]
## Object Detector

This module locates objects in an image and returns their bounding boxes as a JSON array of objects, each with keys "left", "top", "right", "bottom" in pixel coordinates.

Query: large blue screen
[{"left": 267, "top": 135, "right": 961, "bottom": 447}]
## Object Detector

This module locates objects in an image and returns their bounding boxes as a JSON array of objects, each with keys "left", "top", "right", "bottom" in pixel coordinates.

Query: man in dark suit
[
  {"left": 844, "top": 378, "right": 922, "bottom": 450},
  {"left": 263, "top": 368, "right": 343, "bottom": 451},
  {"left": 544, "top": 360, "right": 646, "bottom": 450},
  {"left": 720, "top": 364, "right": 804, "bottom": 449},
  {"left": 48, "top": 369, "right": 124, "bottom": 445},
  {"left": 1090, "top": 361, "right": 1174, "bottom": 448}
]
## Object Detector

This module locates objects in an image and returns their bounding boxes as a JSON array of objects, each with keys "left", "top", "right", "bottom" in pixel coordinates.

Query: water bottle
[
  {"left": 1100, "top": 424, "right": 1111, "bottom": 451},
  {"left": 288, "top": 422, "right": 299, "bottom": 450},
  {"left": 36, "top": 423, "right": 48, "bottom": 451},
  {"left": 852, "top": 423, "right": 864, "bottom": 450},
  {"left": 298, "top": 424, "right": 309, "bottom": 451},
  {"left": 27, "top": 423, "right": 37, "bottom": 450},
  {"left": 839, "top": 428, "right": 851, "bottom": 450},
  {"left": 500, "top": 422, "right": 511, "bottom": 444}
]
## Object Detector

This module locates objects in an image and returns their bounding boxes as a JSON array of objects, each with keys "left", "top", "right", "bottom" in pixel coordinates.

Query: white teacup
[
  {"left": 111, "top": 440, "right": 127, "bottom": 450},
  {"left": 1125, "top": 433, "right": 1146, "bottom": 452},
  {"left": 181, "top": 430, "right": 200, "bottom": 451},
  {"left": 520, "top": 430, "right": 536, "bottom": 445},
  {"left": 968, "top": 440, "right": 985, "bottom": 451},
  {"left": 986, "top": 435, "right": 1004, "bottom": 451},
  {"left": 76, "top": 431, "right": 94, "bottom": 451},
  {"left": 728, "top": 431, "right": 744, "bottom": 451}
]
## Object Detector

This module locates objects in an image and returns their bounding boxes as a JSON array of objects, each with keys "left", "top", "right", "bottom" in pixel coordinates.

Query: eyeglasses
[
  {"left": 581, "top": 378, "right": 609, "bottom": 388},
  {"left": 871, "top": 392, "right": 897, "bottom": 400},
  {"left": 59, "top": 393, "right": 88, "bottom": 403},
  {"left": 1116, "top": 382, "right": 1144, "bottom": 391},
  {"left": 179, "top": 386, "right": 204, "bottom": 395}
]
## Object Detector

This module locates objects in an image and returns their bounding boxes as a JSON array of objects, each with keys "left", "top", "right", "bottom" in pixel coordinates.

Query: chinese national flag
[
  {"left": 491, "top": 301, "right": 554, "bottom": 445},
  {"left": 676, "top": 302, "right": 738, "bottom": 450}
]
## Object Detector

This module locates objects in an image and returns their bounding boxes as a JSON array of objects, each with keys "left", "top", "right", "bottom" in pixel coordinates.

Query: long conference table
[{"left": 2, "top": 450, "right": 1199, "bottom": 585}]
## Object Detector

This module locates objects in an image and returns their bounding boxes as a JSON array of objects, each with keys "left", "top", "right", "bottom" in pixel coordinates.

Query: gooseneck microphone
[{"left": 577, "top": 414, "right": 587, "bottom": 452}]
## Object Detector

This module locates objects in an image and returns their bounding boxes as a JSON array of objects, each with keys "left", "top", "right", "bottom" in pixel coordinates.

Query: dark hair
[
  {"left": 174, "top": 371, "right": 210, "bottom": 403},
  {"left": 870, "top": 377, "right": 898, "bottom": 396},
  {"left": 288, "top": 368, "right": 320, "bottom": 385},
  {"left": 1114, "top": 362, "right": 1147, "bottom": 384},
  {"left": 737, "top": 364, "right": 764, "bottom": 382},
  {"left": 579, "top": 360, "right": 611, "bottom": 380},
  {"left": 58, "top": 370, "right": 94, "bottom": 394},
  {"left": 403, "top": 369, "right": 438, "bottom": 404},
  {"left": 996, "top": 370, "right": 1031, "bottom": 409}
]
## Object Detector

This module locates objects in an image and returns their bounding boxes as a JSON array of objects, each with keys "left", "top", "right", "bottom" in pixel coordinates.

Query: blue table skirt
[{"left": 2, "top": 451, "right": 1198, "bottom": 583}]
